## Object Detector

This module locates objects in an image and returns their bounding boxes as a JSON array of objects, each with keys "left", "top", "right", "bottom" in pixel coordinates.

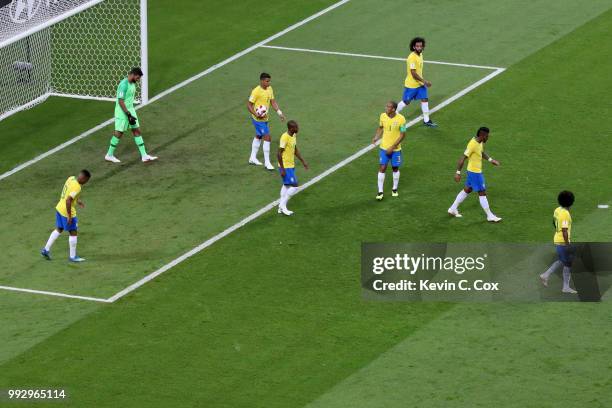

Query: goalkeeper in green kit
[{"left": 105, "top": 67, "right": 158, "bottom": 163}]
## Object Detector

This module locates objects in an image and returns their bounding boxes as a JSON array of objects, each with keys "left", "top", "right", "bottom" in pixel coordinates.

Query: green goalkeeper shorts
[{"left": 114, "top": 113, "right": 140, "bottom": 132}]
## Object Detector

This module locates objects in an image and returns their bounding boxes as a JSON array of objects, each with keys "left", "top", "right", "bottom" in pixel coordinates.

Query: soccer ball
[{"left": 255, "top": 105, "right": 268, "bottom": 118}]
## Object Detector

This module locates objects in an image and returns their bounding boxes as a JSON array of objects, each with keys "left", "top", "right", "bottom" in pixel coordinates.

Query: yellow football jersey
[
  {"left": 553, "top": 207, "right": 572, "bottom": 244},
  {"left": 404, "top": 52, "right": 424, "bottom": 88},
  {"left": 464, "top": 138, "right": 484, "bottom": 173},
  {"left": 279, "top": 132, "right": 297, "bottom": 168},
  {"left": 249, "top": 85, "right": 275, "bottom": 122},
  {"left": 55, "top": 176, "right": 82, "bottom": 217},
  {"left": 379, "top": 112, "right": 407, "bottom": 151}
]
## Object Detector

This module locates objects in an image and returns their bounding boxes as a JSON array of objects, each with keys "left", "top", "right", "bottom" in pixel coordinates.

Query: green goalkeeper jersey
[{"left": 114, "top": 78, "right": 136, "bottom": 117}]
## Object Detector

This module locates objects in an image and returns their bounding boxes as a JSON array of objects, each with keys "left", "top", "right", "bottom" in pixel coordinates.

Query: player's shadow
[
  {"left": 94, "top": 122, "right": 205, "bottom": 184},
  {"left": 308, "top": 195, "right": 381, "bottom": 216},
  {"left": 95, "top": 103, "right": 239, "bottom": 184}
]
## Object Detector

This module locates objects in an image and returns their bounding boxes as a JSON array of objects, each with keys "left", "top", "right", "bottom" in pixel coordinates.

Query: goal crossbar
[{"left": 0, "top": 0, "right": 105, "bottom": 50}]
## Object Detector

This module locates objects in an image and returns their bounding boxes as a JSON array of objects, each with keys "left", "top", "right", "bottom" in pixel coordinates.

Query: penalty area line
[
  {"left": 260, "top": 45, "right": 505, "bottom": 70},
  {"left": 106, "top": 67, "right": 506, "bottom": 303},
  {"left": 0, "top": 285, "right": 111, "bottom": 303}
]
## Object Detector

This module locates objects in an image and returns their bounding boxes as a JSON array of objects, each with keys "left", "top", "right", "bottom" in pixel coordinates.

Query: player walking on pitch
[
  {"left": 372, "top": 101, "right": 407, "bottom": 201},
  {"left": 277, "top": 120, "right": 308, "bottom": 216},
  {"left": 105, "top": 67, "right": 158, "bottom": 163},
  {"left": 448, "top": 127, "right": 502, "bottom": 222},
  {"left": 396, "top": 37, "right": 437, "bottom": 127},
  {"left": 41, "top": 170, "right": 91, "bottom": 262},
  {"left": 248, "top": 72, "right": 286, "bottom": 170},
  {"left": 539, "top": 191, "right": 578, "bottom": 293}
]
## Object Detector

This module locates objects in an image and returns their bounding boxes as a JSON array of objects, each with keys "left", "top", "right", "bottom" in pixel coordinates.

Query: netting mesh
[
  {"left": 0, "top": 0, "right": 97, "bottom": 44},
  {"left": 0, "top": 29, "right": 51, "bottom": 119},
  {"left": 0, "top": 0, "right": 142, "bottom": 121},
  {"left": 51, "top": 0, "right": 141, "bottom": 99}
]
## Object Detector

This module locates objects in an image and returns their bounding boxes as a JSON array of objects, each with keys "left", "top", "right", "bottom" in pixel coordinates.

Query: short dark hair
[
  {"left": 260, "top": 72, "right": 271, "bottom": 80},
  {"left": 80, "top": 169, "right": 91, "bottom": 178},
  {"left": 287, "top": 120, "right": 298, "bottom": 129},
  {"left": 410, "top": 37, "right": 426, "bottom": 51},
  {"left": 476, "top": 126, "right": 490, "bottom": 136},
  {"left": 129, "top": 67, "right": 143, "bottom": 76},
  {"left": 558, "top": 190, "right": 575, "bottom": 208},
  {"left": 389, "top": 101, "right": 398, "bottom": 110}
]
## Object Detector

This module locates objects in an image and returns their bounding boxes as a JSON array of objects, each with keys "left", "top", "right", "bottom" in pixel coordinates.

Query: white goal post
[{"left": 0, "top": 0, "right": 148, "bottom": 121}]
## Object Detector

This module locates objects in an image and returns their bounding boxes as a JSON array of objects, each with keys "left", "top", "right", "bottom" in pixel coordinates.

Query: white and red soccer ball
[{"left": 255, "top": 105, "right": 268, "bottom": 117}]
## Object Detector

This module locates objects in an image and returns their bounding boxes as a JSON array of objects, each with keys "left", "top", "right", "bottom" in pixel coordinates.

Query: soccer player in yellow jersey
[
  {"left": 448, "top": 127, "right": 502, "bottom": 222},
  {"left": 247, "top": 72, "right": 286, "bottom": 170},
  {"left": 540, "top": 191, "right": 578, "bottom": 293},
  {"left": 41, "top": 170, "right": 91, "bottom": 262},
  {"left": 372, "top": 101, "right": 407, "bottom": 200},
  {"left": 277, "top": 120, "right": 308, "bottom": 216},
  {"left": 396, "top": 37, "right": 437, "bottom": 127}
]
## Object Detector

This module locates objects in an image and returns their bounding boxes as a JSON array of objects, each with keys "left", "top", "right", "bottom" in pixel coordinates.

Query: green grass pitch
[{"left": 1, "top": 0, "right": 611, "bottom": 407}]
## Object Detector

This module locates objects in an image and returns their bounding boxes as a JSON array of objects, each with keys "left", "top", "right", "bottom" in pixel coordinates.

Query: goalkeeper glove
[{"left": 126, "top": 112, "right": 137, "bottom": 126}]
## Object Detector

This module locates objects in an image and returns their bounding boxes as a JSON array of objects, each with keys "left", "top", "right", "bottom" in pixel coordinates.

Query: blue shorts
[
  {"left": 251, "top": 118, "right": 270, "bottom": 138},
  {"left": 280, "top": 167, "right": 298, "bottom": 185},
  {"left": 556, "top": 244, "right": 574, "bottom": 266},
  {"left": 402, "top": 86, "right": 428, "bottom": 102},
  {"left": 379, "top": 148, "right": 403, "bottom": 167},
  {"left": 465, "top": 171, "right": 486, "bottom": 192},
  {"left": 55, "top": 211, "right": 78, "bottom": 231}
]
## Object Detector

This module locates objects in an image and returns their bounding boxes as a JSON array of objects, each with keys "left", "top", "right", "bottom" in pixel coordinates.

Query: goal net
[{"left": 0, "top": 0, "right": 148, "bottom": 121}]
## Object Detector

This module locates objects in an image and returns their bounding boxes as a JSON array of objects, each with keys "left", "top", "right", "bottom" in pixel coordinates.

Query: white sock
[
  {"left": 69, "top": 235, "right": 77, "bottom": 258},
  {"left": 280, "top": 192, "right": 288, "bottom": 209},
  {"left": 263, "top": 140, "right": 271, "bottom": 165},
  {"left": 450, "top": 190, "right": 469, "bottom": 211},
  {"left": 562, "top": 266, "right": 572, "bottom": 290},
  {"left": 377, "top": 172, "right": 385, "bottom": 193},
  {"left": 250, "top": 138, "right": 261, "bottom": 161},
  {"left": 421, "top": 101, "right": 430, "bottom": 122},
  {"left": 479, "top": 195, "right": 494, "bottom": 218},
  {"left": 281, "top": 186, "right": 298, "bottom": 209},
  {"left": 541, "top": 260, "right": 561, "bottom": 279},
  {"left": 392, "top": 171, "right": 400, "bottom": 190},
  {"left": 397, "top": 101, "right": 407, "bottom": 114},
  {"left": 44, "top": 230, "right": 61, "bottom": 251},
  {"left": 279, "top": 185, "right": 288, "bottom": 206}
]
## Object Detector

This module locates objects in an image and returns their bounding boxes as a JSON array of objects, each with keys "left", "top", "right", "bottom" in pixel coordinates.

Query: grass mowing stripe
[
  {"left": 302, "top": 304, "right": 611, "bottom": 408},
  {"left": 0, "top": 0, "right": 351, "bottom": 183}
]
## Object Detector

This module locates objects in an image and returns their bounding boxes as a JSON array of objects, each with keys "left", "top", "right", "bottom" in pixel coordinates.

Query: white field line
[
  {"left": 105, "top": 66, "right": 506, "bottom": 303},
  {"left": 0, "top": 93, "right": 50, "bottom": 122},
  {"left": 261, "top": 45, "right": 505, "bottom": 70},
  {"left": 0, "top": 285, "right": 110, "bottom": 303},
  {"left": 0, "top": 0, "right": 351, "bottom": 183},
  {"left": 0, "top": 117, "right": 115, "bottom": 180},
  {"left": 106, "top": 201, "right": 279, "bottom": 302},
  {"left": 49, "top": 92, "right": 116, "bottom": 102}
]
